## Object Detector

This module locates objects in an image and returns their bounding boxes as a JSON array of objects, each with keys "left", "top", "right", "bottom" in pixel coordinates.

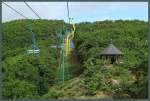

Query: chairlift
[
  {"left": 27, "top": 44, "right": 40, "bottom": 54},
  {"left": 50, "top": 45, "right": 64, "bottom": 49},
  {"left": 70, "top": 40, "right": 74, "bottom": 49},
  {"left": 27, "top": 49, "right": 40, "bottom": 54},
  {"left": 27, "top": 20, "right": 40, "bottom": 54}
]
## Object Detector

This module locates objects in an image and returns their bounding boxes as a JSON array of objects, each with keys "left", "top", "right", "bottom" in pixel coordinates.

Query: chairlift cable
[
  {"left": 3, "top": 2, "right": 28, "bottom": 19},
  {"left": 24, "top": 2, "right": 42, "bottom": 19},
  {"left": 67, "top": 1, "right": 70, "bottom": 24}
]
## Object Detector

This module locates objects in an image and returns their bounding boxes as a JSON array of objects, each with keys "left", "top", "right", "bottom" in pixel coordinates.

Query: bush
[{"left": 2, "top": 79, "right": 39, "bottom": 99}]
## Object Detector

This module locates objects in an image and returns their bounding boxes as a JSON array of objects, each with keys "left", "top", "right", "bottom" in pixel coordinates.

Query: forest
[{"left": 2, "top": 19, "right": 148, "bottom": 99}]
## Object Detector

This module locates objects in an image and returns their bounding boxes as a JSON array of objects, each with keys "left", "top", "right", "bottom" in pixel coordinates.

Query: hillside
[{"left": 2, "top": 19, "right": 148, "bottom": 99}]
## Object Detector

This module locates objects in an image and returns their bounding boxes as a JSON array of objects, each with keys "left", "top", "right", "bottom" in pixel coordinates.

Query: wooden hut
[{"left": 100, "top": 44, "right": 123, "bottom": 64}]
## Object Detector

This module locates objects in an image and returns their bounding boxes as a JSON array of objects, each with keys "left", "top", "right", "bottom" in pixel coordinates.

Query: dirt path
[{"left": 69, "top": 49, "right": 84, "bottom": 77}]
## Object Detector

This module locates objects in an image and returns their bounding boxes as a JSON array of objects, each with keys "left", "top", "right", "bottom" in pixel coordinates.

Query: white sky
[{"left": 2, "top": 2, "right": 148, "bottom": 23}]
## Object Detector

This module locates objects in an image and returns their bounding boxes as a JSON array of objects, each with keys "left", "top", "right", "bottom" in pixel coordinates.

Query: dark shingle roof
[{"left": 100, "top": 44, "right": 123, "bottom": 55}]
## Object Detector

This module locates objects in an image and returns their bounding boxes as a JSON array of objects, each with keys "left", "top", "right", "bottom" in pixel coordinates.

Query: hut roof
[{"left": 100, "top": 44, "right": 123, "bottom": 55}]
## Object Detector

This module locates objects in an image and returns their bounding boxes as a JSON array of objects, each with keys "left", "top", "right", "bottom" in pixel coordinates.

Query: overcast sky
[{"left": 2, "top": 2, "right": 148, "bottom": 23}]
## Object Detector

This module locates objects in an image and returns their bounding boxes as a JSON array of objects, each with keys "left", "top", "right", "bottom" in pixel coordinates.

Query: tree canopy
[{"left": 2, "top": 19, "right": 148, "bottom": 99}]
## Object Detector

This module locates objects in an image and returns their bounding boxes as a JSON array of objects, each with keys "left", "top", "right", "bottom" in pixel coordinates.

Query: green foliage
[
  {"left": 74, "top": 20, "right": 148, "bottom": 99},
  {"left": 42, "top": 88, "right": 61, "bottom": 99},
  {"left": 2, "top": 19, "right": 64, "bottom": 98},
  {"left": 2, "top": 79, "right": 39, "bottom": 99},
  {"left": 2, "top": 19, "right": 148, "bottom": 99}
]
